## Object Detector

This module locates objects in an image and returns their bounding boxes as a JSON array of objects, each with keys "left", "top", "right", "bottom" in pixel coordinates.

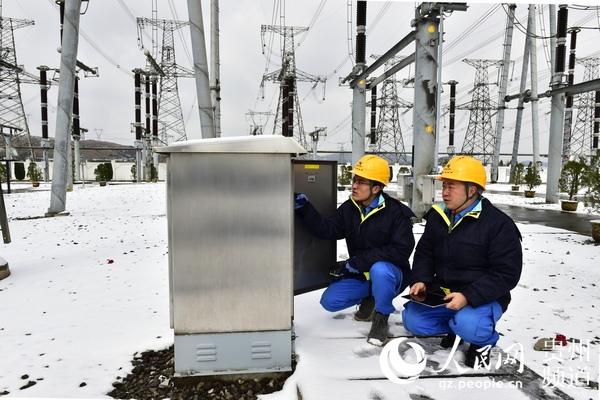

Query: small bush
[
  {"left": 583, "top": 151, "right": 600, "bottom": 211},
  {"left": 559, "top": 157, "right": 587, "bottom": 200},
  {"left": 94, "top": 162, "right": 113, "bottom": 182},
  {"left": 524, "top": 163, "right": 541, "bottom": 191},
  {"left": 510, "top": 163, "right": 524, "bottom": 186},
  {"left": 338, "top": 164, "right": 352, "bottom": 186},
  {"left": 26, "top": 161, "right": 43, "bottom": 182}
]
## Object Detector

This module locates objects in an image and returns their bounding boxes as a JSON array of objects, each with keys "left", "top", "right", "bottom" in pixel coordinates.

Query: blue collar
[
  {"left": 363, "top": 194, "right": 385, "bottom": 216},
  {"left": 445, "top": 198, "right": 481, "bottom": 225}
]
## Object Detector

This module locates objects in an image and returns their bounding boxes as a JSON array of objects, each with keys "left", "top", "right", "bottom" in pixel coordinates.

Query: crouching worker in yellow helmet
[
  {"left": 402, "top": 155, "right": 523, "bottom": 368},
  {"left": 294, "top": 155, "right": 416, "bottom": 346}
]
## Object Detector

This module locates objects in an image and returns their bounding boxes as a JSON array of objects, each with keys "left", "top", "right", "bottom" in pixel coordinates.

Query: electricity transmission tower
[
  {"left": 137, "top": 16, "right": 194, "bottom": 144},
  {"left": 260, "top": 25, "right": 326, "bottom": 150},
  {"left": 0, "top": 14, "right": 35, "bottom": 156},
  {"left": 569, "top": 57, "right": 600, "bottom": 157},
  {"left": 370, "top": 59, "right": 412, "bottom": 164},
  {"left": 246, "top": 110, "right": 273, "bottom": 135},
  {"left": 459, "top": 59, "right": 502, "bottom": 164}
]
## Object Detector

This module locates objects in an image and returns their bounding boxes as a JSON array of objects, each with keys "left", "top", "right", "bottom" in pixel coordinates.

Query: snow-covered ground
[
  {"left": 485, "top": 183, "right": 600, "bottom": 217},
  {"left": 0, "top": 183, "right": 598, "bottom": 399}
]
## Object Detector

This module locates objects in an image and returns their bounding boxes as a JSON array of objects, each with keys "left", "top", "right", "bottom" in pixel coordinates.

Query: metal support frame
[{"left": 0, "top": 15, "right": 34, "bottom": 160}]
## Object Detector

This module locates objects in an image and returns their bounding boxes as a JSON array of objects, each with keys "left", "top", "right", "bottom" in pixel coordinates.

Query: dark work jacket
[
  {"left": 410, "top": 198, "right": 522, "bottom": 312},
  {"left": 296, "top": 192, "right": 415, "bottom": 290}
]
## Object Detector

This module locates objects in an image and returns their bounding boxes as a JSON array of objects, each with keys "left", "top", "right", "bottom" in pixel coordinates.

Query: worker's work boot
[
  {"left": 440, "top": 333, "right": 463, "bottom": 349},
  {"left": 464, "top": 344, "right": 491, "bottom": 368},
  {"left": 354, "top": 295, "right": 375, "bottom": 321},
  {"left": 367, "top": 312, "right": 389, "bottom": 346},
  {"left": 0, "top": 262, "right": 9, "bottom": 281}
]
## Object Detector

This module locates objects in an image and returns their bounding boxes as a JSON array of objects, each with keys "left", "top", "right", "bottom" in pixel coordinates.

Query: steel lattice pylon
[
  {"left": 459, "top": 59, "right": 502, "bottom": 164},
  {"left": 0, "top": 16, "right": 34, "bottom": 155},
  {"left": 371, "top": 59, "right": 412, "bottom": 164},
  {"left": 569, "top": 57, "right": 600, "bottom": 157},
  {"left": 261, "top": 25, "right": 325, "bottom": 151},
  {"left": 137, "top": 18, "right": 193, "bottom": 144}
]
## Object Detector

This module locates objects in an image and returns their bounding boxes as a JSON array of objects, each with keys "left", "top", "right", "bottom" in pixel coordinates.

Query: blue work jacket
[
  {"left": 296, "top": 192, "right": 415, "bottom": 289},
  {"left": 410, "top": 197, "right": 522, "bottom": 311}
]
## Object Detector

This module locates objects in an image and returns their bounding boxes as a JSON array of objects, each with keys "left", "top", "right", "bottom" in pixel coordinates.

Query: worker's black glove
[{"left": 329, "top": 260, "right": 365, "bottom": 280}]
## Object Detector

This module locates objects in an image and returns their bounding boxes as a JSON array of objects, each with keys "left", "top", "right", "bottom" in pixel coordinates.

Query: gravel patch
[{"left": 108, "top": 346, "right": 293, "bottom": 399}]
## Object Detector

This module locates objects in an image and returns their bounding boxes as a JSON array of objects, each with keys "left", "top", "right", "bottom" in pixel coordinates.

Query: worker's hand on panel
[{"left": 294, "top": 192, "right": 309, "bottom": 209}]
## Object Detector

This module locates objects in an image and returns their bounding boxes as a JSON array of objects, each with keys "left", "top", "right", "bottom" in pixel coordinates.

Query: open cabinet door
[{"left": 293, "top": 160, "right": 337, "bottom": 294}]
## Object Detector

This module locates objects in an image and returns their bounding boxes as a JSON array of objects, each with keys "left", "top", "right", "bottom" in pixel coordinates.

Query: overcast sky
[{"left": 4, "top": 0, "right": 600, "bottom": 158}]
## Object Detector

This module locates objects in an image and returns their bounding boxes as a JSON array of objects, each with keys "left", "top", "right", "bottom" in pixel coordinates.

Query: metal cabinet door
[{"left": 293, "top": 160, "right": 337, "bottom": 294}]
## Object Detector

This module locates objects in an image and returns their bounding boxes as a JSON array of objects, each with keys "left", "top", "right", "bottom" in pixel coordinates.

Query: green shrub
[
  {"left": 338, "top": 164, "right": 352, "bottom": 186},
  {"left": 583, "top": 151, "right": 600, "bottom": 211},
  {"left": 524, "top": 163, "right": 541, "bottom": 191},
  {"left": 131, "top": 163, "right": 157, "bottom": 182},
  {"left": 94, "top": 162, "right": 113, "bottom": 182},
  {"left": 510, "top": 163, "right": 524, "bottom": 186},
  {"left": 26, "top": 161, "right": 43, "bottom": 182},
  {"left": 559, "top": 157, "right": 587, "bottom": 200}
]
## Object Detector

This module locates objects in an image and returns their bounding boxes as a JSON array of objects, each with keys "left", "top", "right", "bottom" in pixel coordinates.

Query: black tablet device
[{"left": 401, "top": 287, "right": 450, "bottom": 308}]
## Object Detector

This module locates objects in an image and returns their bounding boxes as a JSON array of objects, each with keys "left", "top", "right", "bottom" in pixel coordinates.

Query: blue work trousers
[
  {"left": 320, "top": 261, "right": 403, "bottom": 315},
  {"left": 402, "top": 300, "right": 503, "bottom": 347}
]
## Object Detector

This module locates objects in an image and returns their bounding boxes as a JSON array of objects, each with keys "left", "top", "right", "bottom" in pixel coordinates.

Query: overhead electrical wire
[
  {"left": 503, "top": 4, "right": 557, "bottom": 39},
  {"left": 296, "top": 0, "right": 328, "bottom": 48},
  {"left": 538, "top": 4, "right": 553, "bottom": 71},
  {"left": 167, "top": 0, "right": 194, "bottom": 67},
  {"left": 46, "top": 0, "right": 132, "bottom": 76},
  {"left": 443, "top": 4, "right": 501, "bottom": 55}
]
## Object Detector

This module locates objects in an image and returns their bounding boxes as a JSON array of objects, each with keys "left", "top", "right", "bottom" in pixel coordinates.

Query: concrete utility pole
[
  {"left": 546, "top": 5, "right": 568, "bottom": 204},
  {"left": 210, "top": 0, "right": 221, "bottom": 137},
  {"left": 351, "top": 1, "right": 367, "bottom": 165},
  {"left": 187, "top": 0, "right": 215, "bottom": 139},
  {"left": 491, "top": 4, "right": 516, "bottom": 182},
  {"left": 528, "top": 5, "right": 541, "bottom": 169},
  {"left": 411, "top": 5, "right": 440, "bottom": 218},
  {"left": 509, "top": 15, "right": 531, "bottom": 182},
  {"left": 48, "top": 0, "right": 81, "bottom": 215}
]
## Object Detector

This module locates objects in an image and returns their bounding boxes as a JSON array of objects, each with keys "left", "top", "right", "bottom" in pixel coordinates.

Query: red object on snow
[
  {"left": 107, "top": 259, "right": 114, "bottom": 264},
  {"left": 555, "top": 334, "right": 568, "bottom": 346}
]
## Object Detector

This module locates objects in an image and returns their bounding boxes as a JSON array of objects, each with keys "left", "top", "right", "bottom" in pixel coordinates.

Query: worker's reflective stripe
[
  {"left": 432, "top": 202, "right": 481, "bottom": 232},
  {"left": 432, "top": 204, "right": 451, "bottom": 227},
  {"left": 350, "top": 197, "right": 386, "bottom": 224},
  {"left": 349, "top": 197, "right": 385, "bottom": 281}
]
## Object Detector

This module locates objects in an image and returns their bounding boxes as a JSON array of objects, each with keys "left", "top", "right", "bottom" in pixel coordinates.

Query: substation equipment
[{"left": 158, "top": 136, "right": 336, "bottom": 375}]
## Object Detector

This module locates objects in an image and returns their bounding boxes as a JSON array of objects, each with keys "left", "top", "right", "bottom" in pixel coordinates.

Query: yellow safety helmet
[
  {"left": 351, "top": 155, "right": 390, "bottom": 186},
  {"left": 437, "top": 155, "right": 487, "bottom": 190}
]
